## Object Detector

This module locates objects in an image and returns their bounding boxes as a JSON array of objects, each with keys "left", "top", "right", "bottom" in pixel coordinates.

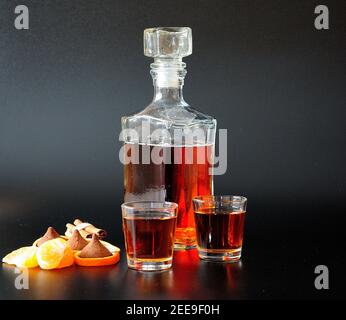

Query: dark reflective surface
[
  {"left": 0, "top": 192, "right": 345, "bottom": 300},
  {"left": 1, "top": 248, "right": 248, "bottom": 300}
]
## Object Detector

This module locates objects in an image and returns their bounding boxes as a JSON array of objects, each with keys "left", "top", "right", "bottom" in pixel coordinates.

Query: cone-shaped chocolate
[
  {"left": 79, "top": 234, "right": 112, "bottom": 258},
  {"left": 68, "top": 229, "right": 88, "bottom": 250},
  {"left": 37, "top": 227, "right": 60, "bottom": 246}
]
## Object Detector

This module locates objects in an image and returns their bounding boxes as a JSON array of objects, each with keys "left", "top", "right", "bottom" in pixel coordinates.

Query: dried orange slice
[
  {"left": 36, "top": 238, "right": 74, "bottom": 270},
  {"left": 74, "top": 251, "right": 120, "bottom": 267},
  {"left": 2, "top": 246, "right": 38, "bottom": 268}
]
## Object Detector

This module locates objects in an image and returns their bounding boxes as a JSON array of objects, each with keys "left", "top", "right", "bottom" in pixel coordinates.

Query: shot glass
[
  {"left": 121, "top": 201, "right": 178, "bottom": 271},
  {"left": 192, "top": 195, "right": 247, "bottom": 262}
]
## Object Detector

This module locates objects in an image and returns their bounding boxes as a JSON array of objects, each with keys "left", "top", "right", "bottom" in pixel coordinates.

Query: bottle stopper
[{"left": 144, "top": 27, "right": 192, "bottom": 59}]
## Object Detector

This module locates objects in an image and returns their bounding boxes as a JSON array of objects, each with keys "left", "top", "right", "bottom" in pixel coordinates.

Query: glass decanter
[{"left": 121, "top": 27, "right": 216, "bottom": 249}]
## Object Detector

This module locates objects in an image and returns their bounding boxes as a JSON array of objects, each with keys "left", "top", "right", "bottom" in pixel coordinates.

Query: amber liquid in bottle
[{"left": 124, "top": 143, "right": 213, "bottom": 248}]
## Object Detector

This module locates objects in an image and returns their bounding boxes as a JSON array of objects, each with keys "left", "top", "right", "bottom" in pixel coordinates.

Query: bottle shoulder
[{"left": 122, "top": 102, "right": 216, "bottom": 129}]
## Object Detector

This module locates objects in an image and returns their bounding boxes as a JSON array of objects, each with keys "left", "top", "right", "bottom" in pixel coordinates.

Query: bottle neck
[
  {"left": 153, "top": 85, "right": 184, "bottom": 102},
  {"left": 150, "top": 58, "right": 186, "bottom": 104}
]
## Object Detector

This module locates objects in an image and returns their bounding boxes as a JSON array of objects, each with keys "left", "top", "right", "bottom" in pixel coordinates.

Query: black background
[{"left": 0, "top": 0, "right": 345, "bottom": 299}]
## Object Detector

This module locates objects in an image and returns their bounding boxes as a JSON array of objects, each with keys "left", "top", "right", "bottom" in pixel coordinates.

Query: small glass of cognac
[
  {"left": 193, "top": 195, "right": 247, "bottom": 262},
  {"left": 121, "top": 201, "right": 178, "bottom": 271}
]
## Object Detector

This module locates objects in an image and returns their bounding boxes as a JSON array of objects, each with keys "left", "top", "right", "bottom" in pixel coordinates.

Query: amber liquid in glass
[
  {"left": 194, "top": 208, "right": 246, "bottom": 252},
  {"left": 124, "top": 143, "right": 213, "bottom": 249},
  {"left": 123, "top": 212, "right": 176, "bottom": 261}
]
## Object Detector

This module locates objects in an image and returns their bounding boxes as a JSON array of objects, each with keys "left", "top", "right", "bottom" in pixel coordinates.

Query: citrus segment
[
  {"left": 36, "top": 238, "right": 73, "bottom": 270},
  {"left": 2, "top": 246, "right": 38, "bottom": 268}
]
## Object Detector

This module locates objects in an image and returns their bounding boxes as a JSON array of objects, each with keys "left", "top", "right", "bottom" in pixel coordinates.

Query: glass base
[
  {"left": 127, "top": 257, "right": 172, "bottom": 271},
  {"left": 198, "top": 248, "right": 242, "bottom": 262},
  {"left": 174, "top": 243, "right": 196, "bottom": 250}
]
